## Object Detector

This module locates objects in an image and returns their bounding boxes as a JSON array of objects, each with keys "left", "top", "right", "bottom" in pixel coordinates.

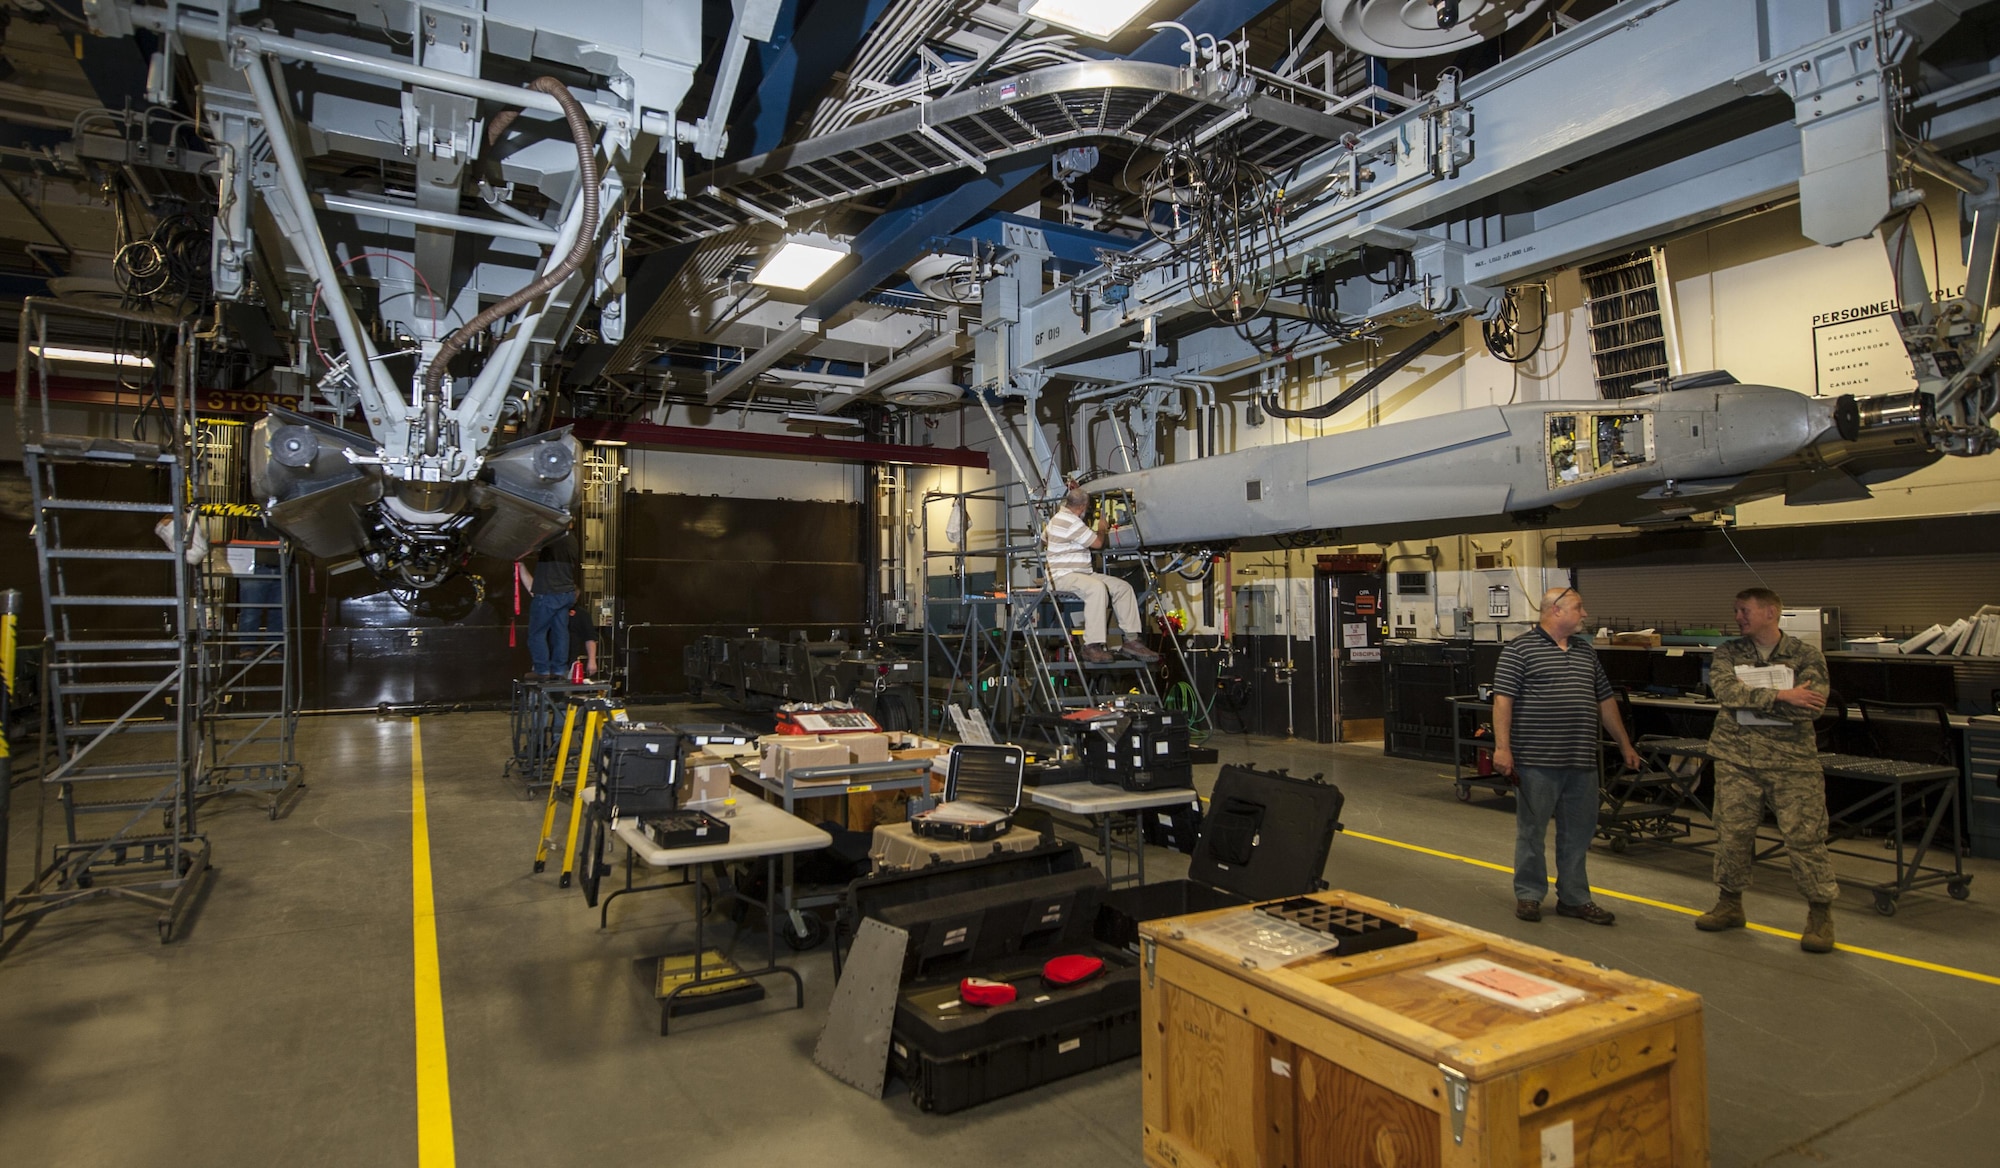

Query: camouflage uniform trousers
[{"left": 1711, "top": 760, "right": 1839, "bottom": 903}]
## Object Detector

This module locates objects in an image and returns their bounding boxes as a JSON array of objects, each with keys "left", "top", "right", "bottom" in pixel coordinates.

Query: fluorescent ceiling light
[
  {"left": 783, "top": 412, "right": 864, "bottom": 428},
  {"left": 1020, "top": 0, "right": 1160, "bottom": 40},
  {"left": 752, "top": 234, "right": 850, "bottom": 291},
  {"left": 28, "top": 344, "right": 154, "bottom": 369}
]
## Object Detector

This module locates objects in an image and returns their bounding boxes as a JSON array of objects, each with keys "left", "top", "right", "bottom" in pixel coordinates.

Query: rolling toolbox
[
  {"left": 909, "top": 743, "right": 1024, "bottom": 842},
  {"left": 1096, "top": 762, "right": 1345, "bottom": 950}
]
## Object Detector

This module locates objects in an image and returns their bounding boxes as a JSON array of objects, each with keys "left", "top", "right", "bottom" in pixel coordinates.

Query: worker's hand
[
  {"left": 1493, "top": 746, "right": 1514, "bottom": 776},
  {"left": 1777, "top": 686, "right": 1827, "bottom": 711},
  {"left": 1620, "top": 744, "right": 1644, "bottom": 772}
]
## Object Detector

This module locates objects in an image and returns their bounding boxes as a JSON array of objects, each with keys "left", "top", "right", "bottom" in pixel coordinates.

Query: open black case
[
  {"left": 1095, "top": 762, "right": 1346, "bottom": 950},
  {"left": 909, "top": 743, "right": 1025, "bottom": 842}
]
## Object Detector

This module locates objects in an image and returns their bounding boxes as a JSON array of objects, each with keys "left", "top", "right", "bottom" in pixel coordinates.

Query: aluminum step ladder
[{"left": 3, "top": 437, "right": 210, "bottom": 945}]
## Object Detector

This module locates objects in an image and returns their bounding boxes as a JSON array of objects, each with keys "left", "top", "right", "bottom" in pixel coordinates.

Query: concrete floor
[{"left": 2, "top": 705, "right": 1995, "bottom": 1167}]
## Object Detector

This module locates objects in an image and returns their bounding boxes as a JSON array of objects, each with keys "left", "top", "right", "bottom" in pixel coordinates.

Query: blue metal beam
[
  {"left": 741, "top": 0, "right": 897, "bottom": 158},
  {"left": 804, "top": 151, "right": 1050, "bottom": 322},
  {"left": 950, "top": 212, "right": 1136, "bottom": 266}
]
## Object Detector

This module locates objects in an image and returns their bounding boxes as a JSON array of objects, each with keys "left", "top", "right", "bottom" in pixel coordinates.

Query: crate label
[
  {"left": 1058, "top": 1038, "right": 1081, "bottom": 1054},
  {"left": 1034, "top": 995, "right": 1051, "bottom": 1003},
  {"left": 1157, "top": 813, "right": 1172, "bottom": 825},
  {"left": 1156, "top": 742, "right": 1170, "bottom": 754},
  {"left": 893, "top": 1042, "right": 907, "bottom": 1057},
  {"left": 1269, "top": 1057, "right": 1292, "bottom": 1078},
  {"left": 846, "top": 783, "right": 873, "bottom": 793},
  {"left": 1540, "top": 1120, "right": 1574, "bottom": 1168},
  {"left": 944, "top": 927, "right": 968, "bottom": 946},
  {"left": 939, "top": 1000, "right": 960, "bottom": 1010}
]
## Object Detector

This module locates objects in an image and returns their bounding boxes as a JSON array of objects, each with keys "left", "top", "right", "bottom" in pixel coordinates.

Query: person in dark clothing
[
  {"left": 518, "top": 527, "right": 579, "bottom": 680},
  {"left": 1492, "top": 585, "right": 1642, "bottom": 927},
  {"left": 566, "top": 595, "right": 600, "bottom": 680}
]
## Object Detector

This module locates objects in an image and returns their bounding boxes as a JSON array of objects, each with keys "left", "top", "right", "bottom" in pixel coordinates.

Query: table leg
[{"left": 1133, "top": 810, "right": 1146, "bottom": 885}]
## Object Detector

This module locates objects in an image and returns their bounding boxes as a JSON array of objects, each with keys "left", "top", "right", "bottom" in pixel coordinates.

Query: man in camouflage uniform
[{"left": 1698, "top": 587, "right": 1838, "bottom": 953}]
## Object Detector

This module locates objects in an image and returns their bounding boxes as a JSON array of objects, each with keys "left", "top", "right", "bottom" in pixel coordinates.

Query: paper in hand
[{"left": 1732, "top": 663, "right": 1794, "bottom": 726}]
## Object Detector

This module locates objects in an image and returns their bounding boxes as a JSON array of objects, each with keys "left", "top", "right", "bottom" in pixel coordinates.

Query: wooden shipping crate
[{"left": 1140, "top": 890, "right": 1705, "bottom": 1168}]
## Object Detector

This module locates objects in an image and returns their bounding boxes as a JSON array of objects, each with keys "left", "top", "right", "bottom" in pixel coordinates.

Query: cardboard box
[
  {"left": 1141, "top": 890, "right": 1705, "bottom": 1168},
  {"left": 678, "top": 759, "right": 734, "bottom": 806}
]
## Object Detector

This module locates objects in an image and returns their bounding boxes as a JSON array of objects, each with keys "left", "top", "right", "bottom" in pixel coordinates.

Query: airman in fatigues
[{"left": 1698, "top": 588, "right": 1838, "bottom": 952}]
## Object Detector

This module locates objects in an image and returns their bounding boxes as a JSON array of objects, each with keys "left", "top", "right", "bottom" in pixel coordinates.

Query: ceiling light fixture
[
  {"left": 591, "top": 438, "right": 629, "bottom": 447},
  {"left": 1019, "top": 0, "right": 1161, "bottom": 40},
  {"left": 783, "top": 412, "right": 865, "bottom": 429},
  {"left": 751, "top": 233, "right": 851, "bottom": 291},
  {"left": 27, "top": 344, "right": 154, "bottom": 369}
]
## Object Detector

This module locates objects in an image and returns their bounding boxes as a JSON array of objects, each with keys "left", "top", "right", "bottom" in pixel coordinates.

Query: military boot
[
  {"left": 1694, "top": 890, "right": 1745, "bottom": 931},
  {"left": 1801, "top": 902, "right": 1836, "bottom": 953}
]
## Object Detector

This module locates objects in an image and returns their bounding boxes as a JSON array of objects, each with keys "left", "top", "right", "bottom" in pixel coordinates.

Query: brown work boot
[
  {"left": 1694, "top": 890, "right": 1745, "bottom": 931},
  {"left": 1076, "top": 643, "right": 1115, "bottom": 665},
  {"left": 1801, "top": 902, "right": 1836, "bottom": 953},
  {"left": 1118, "top": 640, "right": 1161, "bottom": 664}
]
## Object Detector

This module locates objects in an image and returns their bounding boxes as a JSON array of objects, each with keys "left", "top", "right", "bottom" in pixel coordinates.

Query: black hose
[
  {"left": 419, "top": 76, "right": 599, "bottom": 416},
  {"left": 1262, "top": 321, "right": 1458, "bottom": 420}
]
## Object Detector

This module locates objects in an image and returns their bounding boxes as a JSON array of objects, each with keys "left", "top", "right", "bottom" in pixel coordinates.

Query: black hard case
[
  {"left": 837, "top": 841, "right": 1142, "bottom": 1112},
  {"left": 909, "top": 744, "right": 1025, "bottom": 842},
  {"left": 891, "top": 948, "right": 1141, "bottom": 1114},
  {"left": 1083, "top": 711, "right": 1193, "bottom": 790},
  {"left": 597, "top": 722, "right": 682, "bottom": 817},
  {"left": 1095, "top": 763, "right": 1345, "bottom": 950},
  {"left": 640, "top": 808, "right": 730, "bottom": 849}
]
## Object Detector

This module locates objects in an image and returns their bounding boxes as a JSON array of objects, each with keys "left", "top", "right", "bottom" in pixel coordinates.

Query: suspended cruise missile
[{"left": 1096, "top": 375, "right": 1941, "bottom": 551}]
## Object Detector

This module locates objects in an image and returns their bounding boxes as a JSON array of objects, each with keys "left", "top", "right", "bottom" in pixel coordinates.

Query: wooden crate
[{"left": 1140, "top": 890, "right": 1705, "bottom": 1168}]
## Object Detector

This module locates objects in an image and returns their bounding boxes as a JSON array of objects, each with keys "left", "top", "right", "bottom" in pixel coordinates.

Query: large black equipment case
[
  {"left": 838, "top": 841, "right": 1141, "bottom": 1112},
  {"left": 598, "top": 722, "right": 682, "bottom": 817},
  {"left": 891, "top": 948, "right": 1141, "bottom": 1114},
  {"left": 1096, "top": 763, "right": 1345, "bottom": 950},
  {"left": 1084, "top": 710, "right": 1193, "bottom": 790},
  {"left": 909, "top": 743, "right": 1024, "bottom": 842}
]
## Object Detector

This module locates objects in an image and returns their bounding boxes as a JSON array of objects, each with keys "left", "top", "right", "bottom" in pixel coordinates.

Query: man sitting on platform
[{"left": 1042, "top": 487, "right": 1159, "bottom": 666}]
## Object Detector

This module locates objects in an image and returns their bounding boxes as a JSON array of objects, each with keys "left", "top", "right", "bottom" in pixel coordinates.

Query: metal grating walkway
[{"left": 627, "top": 61, "right": 1353, "bottom": 251}]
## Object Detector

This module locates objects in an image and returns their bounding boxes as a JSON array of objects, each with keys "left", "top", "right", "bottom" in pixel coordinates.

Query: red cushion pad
[
  {"left": 1041, "top": 954, "right": 1106, "bottom": 987},
  {"left": 959, "top": 977, "right": 1017, "bottom": 1007}
]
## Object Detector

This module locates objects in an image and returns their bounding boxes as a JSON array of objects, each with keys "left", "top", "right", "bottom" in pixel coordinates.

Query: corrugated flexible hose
[{"left": 419, "top": 76, "right": 599, "bottom": 454}]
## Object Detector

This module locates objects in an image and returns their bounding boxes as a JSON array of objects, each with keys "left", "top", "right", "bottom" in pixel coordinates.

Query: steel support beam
[{"left": 564, "top": 416, "right": 988, "bottom": 468}]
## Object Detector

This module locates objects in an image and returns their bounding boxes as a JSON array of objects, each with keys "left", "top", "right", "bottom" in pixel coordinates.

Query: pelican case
[
  {"left": 890, "top": 947, "right": 1141, "bottom": 1114},
  {"left": 597, "top": 722, "right": 682, "bottom": 818},
  {"left": 1083, "top": 710, "right": 1193, "bottom": 791},
  {"left": 640, "top": 808, "right": 730, "bottom": 849},
  {"left": 909, "top": 744, "right": 1024, "bottom": 842},
  {"left": 1095, "top": 763, "right": 1345, "bottom": 950}
]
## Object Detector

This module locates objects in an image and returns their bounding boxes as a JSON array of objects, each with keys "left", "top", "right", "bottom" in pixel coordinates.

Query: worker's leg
[
  {"left": 1512, "top": 765, "right": 1561, "bottom": 904},
  {"left": 1548, "top": 766, "right": 1602, "bottom": 907},
  {"left": 1768, "top": 766, "right": 1839, "bottom": 904},
  {"left": 1054, "top": 571, "right": 1109, "bottom": 645},
  {"left": 1709, "top": 762, "right": 1768, "bottom": 893},
  {"left": 1104, "top": 573, "right": 1141, "bottom": 638}
]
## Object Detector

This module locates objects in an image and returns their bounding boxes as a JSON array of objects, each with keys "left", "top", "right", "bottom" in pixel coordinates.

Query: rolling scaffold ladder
[{"left": 3, "top": 301, "right": 210, "bottom": 947}]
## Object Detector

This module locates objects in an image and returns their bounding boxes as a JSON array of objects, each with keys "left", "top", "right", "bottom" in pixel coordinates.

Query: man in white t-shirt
[{"left": 1042, "top": 487, "right": 1159, "bottom": 666}]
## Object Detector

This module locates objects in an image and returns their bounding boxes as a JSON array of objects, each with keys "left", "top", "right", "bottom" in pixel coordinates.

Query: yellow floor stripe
[
  {"left": 411, "top": 718, "right": 457, "bottom": 1166},
  {"left": 1342, "top": 828, "right": 2000, "bottom": 987}
]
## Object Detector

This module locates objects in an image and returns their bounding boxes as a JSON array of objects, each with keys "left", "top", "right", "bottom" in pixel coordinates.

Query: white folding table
[{"left": 1026, "top": 783, "right": 1200, "bottom": 887}]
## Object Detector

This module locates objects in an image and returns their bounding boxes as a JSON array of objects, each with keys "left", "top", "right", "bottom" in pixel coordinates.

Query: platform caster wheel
[
  {"left": 1453, "top": 783, "right": 1472, "bottom": 803},
  {"left": 1948, "top": 878, "right": 1972, "bottom": 901},
  {"left": 783, "top": 912, "right": 827, "bottom": 951},
  {"left": 1872, "top": 891, "right": 1897, "bottom": 916},
  {"left": 1608, "top": 836, "right": 1629, "bottom": 854},
  {"left": 75, "top": 872, "right": 93, "bottom": 889}
]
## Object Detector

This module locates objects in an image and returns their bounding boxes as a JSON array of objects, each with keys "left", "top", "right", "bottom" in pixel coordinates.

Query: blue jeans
[
  {"left": 1513, "top": 765, "right": 1601, "bottom": 906},
  {"left": 237, "top": 576, "right": 283, "bottom": 636},
  {"left": 527, "top": 590, "right": 575, "bottom": 676}
]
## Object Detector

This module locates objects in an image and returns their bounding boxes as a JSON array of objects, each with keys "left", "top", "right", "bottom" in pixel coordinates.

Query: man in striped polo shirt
[
  {"left": 1492, "top": 586, "right": 1642, "bottom": 926},
  {"left": 1043, "top": 488, "right": 1159, "bottom": 666}
]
